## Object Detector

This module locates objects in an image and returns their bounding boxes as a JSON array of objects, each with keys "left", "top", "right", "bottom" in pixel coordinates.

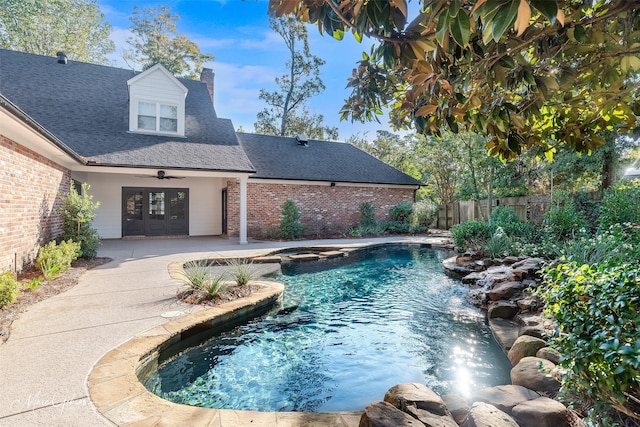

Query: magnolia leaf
[
  {"left": 390, "top": 0, "right": 408, "bottom": 19},
  {"left": 469, "top": 95, "right": 482, "bottom": 108},
  {"left": 556, "top": 9, "right": 565, "bottom": 27},
  {"left": 491, "top": 0, "right": 520, "bottom": 42},
  {"left": 415, "top": 39, "right": 437, "bottom": 52},
  {"left": 471, "top": 0, "right": 488, "bottom": 16},
  {"left": 409, "top": 41, "right": 425, "bottom": 60},
  {"left": 621, "top": 55, "right": 640, "bottom": 72},
  {"left": 450, "top": 11, "right": 471, "bottom": 47},
  {"left": 436, "top": 9, "right": 450, "bottom": 47},
  {"left": 449, "top": 0, "right": 462, "bottom": 18},
  {"left": 333, "top": 29, "right": 345, "bottom": 40},
  {"left": 415, "top": 104, "right": 438, "bottom": 117},
  {"left": 531, "top": 0, "right": 558, "bottom": 24},
  {"left": 574, "top": 24, "right": 586, "bottom": 42},
  {"left": 513, "top": 0, "right": 531, "bottom": 37},
  {"left": 354, "top": 31, "right": 363, "bottom": 43},
  {"left": 539, "top": 75, "right": 560, "bottom": 91},
  {"left": 451, "top": 107, "right": 465, "bottom": 119},
  {"left": 498, "top": 54, "right": 516, "bottom": 68}
]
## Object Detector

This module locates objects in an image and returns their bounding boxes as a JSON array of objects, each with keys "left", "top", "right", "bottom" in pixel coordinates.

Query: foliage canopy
[
  {"left": 255, "top": 16, "right": 338, "bottom": 139},
  {"left": 270, "top": 0, "right": 640, "bottom": 160},
  {"left": 0, "top": 0, "right": 114, "bottom": 64},
  {"left": 125, "top": 5, "right": 214, "bottom": 79}
]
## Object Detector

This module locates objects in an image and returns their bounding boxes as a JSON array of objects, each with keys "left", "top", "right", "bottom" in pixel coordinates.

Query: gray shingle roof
[
  {"left": 0, "top": 49, "right": 254, "bottom": 172},
  {"left": 237, "top": 133, "right": 422, "bottom": 186}
]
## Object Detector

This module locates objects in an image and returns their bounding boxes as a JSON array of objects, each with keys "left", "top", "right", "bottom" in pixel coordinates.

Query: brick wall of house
[
  {"left": 226, "top": 179, "right": 415, "bottom": 239},
  {"left": 0, "top": 135, "right": 70, "bottom": 273}
]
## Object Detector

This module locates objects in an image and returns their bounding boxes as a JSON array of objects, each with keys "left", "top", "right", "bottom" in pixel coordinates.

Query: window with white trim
[{"left": 137, "top": 101, "right": 178, "bottom": 133}]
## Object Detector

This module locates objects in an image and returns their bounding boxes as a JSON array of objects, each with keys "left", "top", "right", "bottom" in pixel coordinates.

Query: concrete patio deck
[{"left": 0, "top": 235, "right": 451, "bottom": 426}]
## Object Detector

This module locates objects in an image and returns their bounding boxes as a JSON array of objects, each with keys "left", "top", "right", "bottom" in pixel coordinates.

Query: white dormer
[{"left": 127, "top": 64, "right": 188, "bottom": 136}]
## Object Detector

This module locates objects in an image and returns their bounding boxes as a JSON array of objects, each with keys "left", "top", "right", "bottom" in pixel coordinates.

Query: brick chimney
[{"left": 200, "top": 68, "right": 214, "bottom": 103}]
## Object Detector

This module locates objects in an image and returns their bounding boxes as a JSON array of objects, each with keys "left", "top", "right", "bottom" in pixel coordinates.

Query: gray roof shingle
[
  {"left": 0, "top": 49, "right": 254, "bottom": 172},
  {"left": 237, "top": 133, "right": 422, "bottom": 186}
]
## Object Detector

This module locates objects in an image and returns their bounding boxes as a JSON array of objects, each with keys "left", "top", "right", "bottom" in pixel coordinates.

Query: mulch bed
[
  {"left": 177, "top": 283, "right": 260, "bottom": 306},
  {"left": 0, "top": 257, "right": 111, "bottom": 343}
]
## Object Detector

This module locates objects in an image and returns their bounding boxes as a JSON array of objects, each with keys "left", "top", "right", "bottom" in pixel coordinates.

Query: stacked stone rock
[
  {"left": 360, "top": 382, "right": 578, "bottom": 427},
  {"left": 359, "top": 253, "right": 585, "bottom": 427}
]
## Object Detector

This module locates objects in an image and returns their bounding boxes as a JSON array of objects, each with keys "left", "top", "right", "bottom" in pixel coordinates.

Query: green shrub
[
  {"left": 350, "top": 228, "right": 362, "bottom": 237},
  {"left": 59, "top": 182, "right": 101, "bottom": 258},
  {"left": 598, "top": 180, "right": 640, "bottom": 232},
  {"left": 486, "top": 227, "right": 513, "bottom": 258},
  {"left": 179, "top": 260, "right": 212, "bottom": 290},
  {"left": 384, "top": 221, "right": 411, "bottom": 234},
  {"left": 280, "top": 200, "right": 304, "bottom": 240},
  {"left": 390, "top": 202, "right": 413, "bottom": 223},
  {"left": 36, "top": 240, "right": 81, "bottom": 279},
  {"left": 178, "top": 260, "right": 228, "bottom": 300},
  {"left": 412, "top": 199, "right": 438, "bottom": 228},
  {"left": 26, "top": 276, "right": 43, "bottom": 291},
  {"left": 359, "top": 202, "right": 377, "bottom": 229},
  {"left": 542, "top": 201, "right": 589, "bottom": 243},
  {"left": 227, "top": 258, "right": 256, "bottom": 286},
  {"left": 202, "top": 273, "right": 228, "bottom": 300},
  {"left": 542, "top": 262, "right": 640, "bottom": 423},
  {"left": 384, "top": 221, "right": 427, "bottom": 235},
  {"left": 450, "top": 221, "right": 492, "bottom": 253},
  {"left": 573, "top": 191, "right": 600, "bottom": 232},
  {"left": 490, "top": 206, "right": 520, "bottom": 226},
  {"left": 0, "top": 271, "right": 19, "bottom": 309}
]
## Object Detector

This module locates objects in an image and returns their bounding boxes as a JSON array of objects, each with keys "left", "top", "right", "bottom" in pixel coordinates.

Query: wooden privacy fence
[{"left": 437, "top": 195, "right": 550, "bottom": 229}]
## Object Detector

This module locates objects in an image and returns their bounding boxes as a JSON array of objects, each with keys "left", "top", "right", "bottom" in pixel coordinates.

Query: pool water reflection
[{"left": 145, "top": 245, "right": 511, "bottom": 412}]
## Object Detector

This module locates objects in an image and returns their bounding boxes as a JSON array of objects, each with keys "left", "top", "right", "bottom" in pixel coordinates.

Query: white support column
[{"left": 239, "top": 176, "right": 248, "bottom": 244}]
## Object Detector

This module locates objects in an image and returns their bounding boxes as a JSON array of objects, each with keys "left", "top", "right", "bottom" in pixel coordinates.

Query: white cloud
[
  {"left": 105, "top": 27, "right": 134, "bottom": 68},
  {"left": 211, "top": 62, "right": 280, "bottom": 128}
]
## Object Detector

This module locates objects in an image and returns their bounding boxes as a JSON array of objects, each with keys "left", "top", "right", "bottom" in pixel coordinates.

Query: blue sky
[{"left": 97, "top": 0, "right": 391, "bottom": 140}]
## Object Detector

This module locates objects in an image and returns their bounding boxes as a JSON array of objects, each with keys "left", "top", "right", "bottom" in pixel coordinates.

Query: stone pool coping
[{"left": 87, "top": 280, "right": 363, "bottom": 426}]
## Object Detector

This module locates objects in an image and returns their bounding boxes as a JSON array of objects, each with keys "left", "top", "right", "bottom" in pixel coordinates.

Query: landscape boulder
[
  {"left": 511, "top": 357, "right": 561, "bottom": 396},
  {"left": 488, "top": 281, "right": 526, "bottom": 301},
  {"left": 508, "top": 335, "right": 547, "bottom": 366},
  {"left": 384, "top": 383, "right": 457, "bottom": 427},
  {"left": 469, "top": 385, "right": 539, "bottom": 415},
  {"left": 460, "top": 402, "right": 519, "bottom": 427},
  {"left": 536, "top": 347, "right": 562, "bottom": 364},
  {"left": 442, "top": 394, "right": 470, "bottom": 424},
  {"left": 359, "top": 401, "right": 424, "bottom": 427},
  {"left": 488, "top": 301, "right": 519, "bottom": 319},
  {"left": 511, "top": 397, "right": 571, "bottom": 427}
]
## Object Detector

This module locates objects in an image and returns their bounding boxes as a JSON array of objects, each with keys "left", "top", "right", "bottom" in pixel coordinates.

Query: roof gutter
[
  {"left": 0, "top": 93, "right": 87, "bottom": 165},
  {"left": 248, "top": 176, "right": 424, "bottom": 187},
  {"left": 83, "top": 162, "right": 257, "bottom": 175}
]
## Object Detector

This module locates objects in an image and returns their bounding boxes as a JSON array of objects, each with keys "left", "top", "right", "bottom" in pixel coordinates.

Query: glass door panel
[
  {"left": 123, "top": 189, "right": 144, "bottom": 236},
  {"left": 167, "top": 190, "right": 188, "bottom": 234},
  {"left": 146, "top": 191, "right": 166, "bottom": 235}
]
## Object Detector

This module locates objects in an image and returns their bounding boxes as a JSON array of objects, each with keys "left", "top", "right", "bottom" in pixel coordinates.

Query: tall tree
[
  {"left": 254, "top": 16, "right": 338, "bottom": 139},
  {"left": 270, "top": 1, "right": 640, "bottom": 160},
  {"left": 349, "top": 130, "right": 421, "bottom": 179},
  {"left": 0, "top": 0, "right": 114, "bottom": 64},
  {"left": 124, "top": 5, "right": 214, "bottom": 79}
]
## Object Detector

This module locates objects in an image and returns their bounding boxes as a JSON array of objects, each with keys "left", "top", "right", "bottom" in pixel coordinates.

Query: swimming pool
[{"left": 145, "top": 245, "right": 511, "bottom": 412}]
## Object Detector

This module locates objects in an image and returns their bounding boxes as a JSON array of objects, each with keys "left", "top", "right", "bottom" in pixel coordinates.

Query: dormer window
[
  {"left": 127, "top": 64, "right": 188, "bottom": 137},
  {"left": 137, "top": 102, "right": 178, "bottom": 133}
]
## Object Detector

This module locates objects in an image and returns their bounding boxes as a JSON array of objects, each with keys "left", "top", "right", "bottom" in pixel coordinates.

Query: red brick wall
[
  {"left": 226, "top": 179, "right": 415, "bottom": 239},
  {"left": 0, "top": 135, "right": 71, "bottom": 273}
]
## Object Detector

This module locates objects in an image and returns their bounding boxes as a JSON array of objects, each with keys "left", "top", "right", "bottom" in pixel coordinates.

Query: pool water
[{"left": 145, "top": 245, "right": 511, "bottom": 412}]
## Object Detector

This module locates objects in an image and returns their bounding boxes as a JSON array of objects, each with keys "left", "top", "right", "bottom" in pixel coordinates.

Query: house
[{"left": 0, "top": 49, "right": 421, "bottom": 272}]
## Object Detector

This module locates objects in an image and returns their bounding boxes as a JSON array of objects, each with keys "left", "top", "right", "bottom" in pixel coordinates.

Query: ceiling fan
[{"left": 136, "top": 170, "right": 185, "bottom": 180}]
